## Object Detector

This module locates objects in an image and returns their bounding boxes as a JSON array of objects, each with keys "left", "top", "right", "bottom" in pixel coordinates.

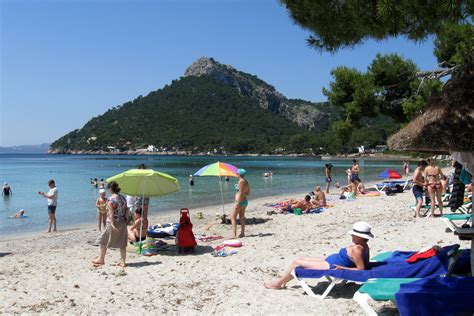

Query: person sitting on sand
[
  {"left": 356, "top": 182, "right": 366, "bottom": 195},
  {"left": 311, "top": 186, "right": 327, "bottom": 207},
  {"left": 339, "top": 184, "right": 355, "bottom": 199},
  {"left": 128, "top": 208, "right": 148, "bottom": 243},
  {"left": 264, "top": 222, "right": 373, "bottom": 289},
  {"left": 10, "top": 209, "right": 26, "bottom": 218},
  {"left": 96, "top": 189, "right": 107, "bottom": 232}
]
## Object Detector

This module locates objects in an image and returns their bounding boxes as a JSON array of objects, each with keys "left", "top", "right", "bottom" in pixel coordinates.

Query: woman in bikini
[
  {"left": 230, "top": 169, "right": 250, "bottom": 239},
  {"left": 425, "top": 160, "right": 446, "bottom": 216},
  {"left": 264, "top": 222, "right": 373, "bottom": 289}
]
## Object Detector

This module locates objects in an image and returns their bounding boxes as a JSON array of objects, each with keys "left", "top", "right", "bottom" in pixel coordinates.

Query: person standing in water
[
  {"left": 324, "top": 163, "right": 332, "bottom": 194},
  {"left": 230, "top": 169, "right": 250, "bottom": 239},
  {"left": 38, "top": 179, "right": 58, "bottom": 233},
  {"left": 2, "top": 182, "right": 12, "bottom": 197}
]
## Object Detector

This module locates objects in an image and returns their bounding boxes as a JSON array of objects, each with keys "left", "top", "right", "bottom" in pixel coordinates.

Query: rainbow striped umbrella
[
  {"left": 194, "top": 161, "right": 238, "bottom": 177},
  {"left": 194, "top": 161, "right": 239, "bottom": 215}
]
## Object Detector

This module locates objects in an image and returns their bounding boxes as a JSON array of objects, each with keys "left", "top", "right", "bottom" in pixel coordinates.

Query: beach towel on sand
[{"left": 295, "top": 245, "right": 462, "bottom": 283}]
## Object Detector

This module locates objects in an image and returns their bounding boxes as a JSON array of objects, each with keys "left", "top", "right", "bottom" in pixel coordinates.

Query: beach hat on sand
[
  {"left": 237, "top": 168, "right": 246, "bottom": 176},
  {"left": 348, "top": 221, "right": 374, "bottom": 240}
]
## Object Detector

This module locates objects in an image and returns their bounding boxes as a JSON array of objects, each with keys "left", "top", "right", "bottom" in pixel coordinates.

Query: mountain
[
  {"left": 184, "top": 57, "right": 340, "bottom": 131},
  {"left": 0, "top": 143, "right": 50, "bottom": 154},
  {"left": 50, "top": 57, "right": 341, "bottom": 154}
]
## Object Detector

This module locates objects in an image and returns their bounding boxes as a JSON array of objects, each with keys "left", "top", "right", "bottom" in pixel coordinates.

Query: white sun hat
[
  {"left": 99, "top": 189, "right": 106, "bottom": 194},
  {"left": 348, "top": 221, "right": 374, "bottom": 240}
]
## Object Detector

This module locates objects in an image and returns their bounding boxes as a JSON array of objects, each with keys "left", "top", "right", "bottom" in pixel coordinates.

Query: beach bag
[{"left": 176, "top": 208, "right": 197, "bottom": 253}]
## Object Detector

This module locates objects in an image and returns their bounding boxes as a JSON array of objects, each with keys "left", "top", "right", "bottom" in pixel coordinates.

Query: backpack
[{"left": 176, "top": 208, "right": 197, "bottom": 253}]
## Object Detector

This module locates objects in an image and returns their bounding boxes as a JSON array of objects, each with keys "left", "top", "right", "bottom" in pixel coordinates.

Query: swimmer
[{"left": 10, "top": 209, "right": 26, "bottom": 218}]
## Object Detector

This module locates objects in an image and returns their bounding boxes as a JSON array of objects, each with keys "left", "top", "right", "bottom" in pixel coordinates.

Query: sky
[{"left": 0, "top": 0, "right": 439, "bottom": 147}]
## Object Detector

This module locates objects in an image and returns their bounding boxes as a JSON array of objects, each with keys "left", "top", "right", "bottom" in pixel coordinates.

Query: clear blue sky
[{"left": 1, "top": 0, "right": 438, "bottom": 147}]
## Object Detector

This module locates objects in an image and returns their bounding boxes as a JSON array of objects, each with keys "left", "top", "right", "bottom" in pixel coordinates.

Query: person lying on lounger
[{"left": 264, "top": 222, "right": 373, "bottom": 289}]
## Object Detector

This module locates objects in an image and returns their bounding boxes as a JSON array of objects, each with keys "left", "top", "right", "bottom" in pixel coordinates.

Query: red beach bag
[{"left": 176, "top": 208, "right": 197, "bottom": 253}]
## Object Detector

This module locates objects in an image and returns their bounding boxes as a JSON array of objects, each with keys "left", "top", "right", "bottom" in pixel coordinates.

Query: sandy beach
[{"left": 0, "top": 174, "right": 468, "bottom": 315}]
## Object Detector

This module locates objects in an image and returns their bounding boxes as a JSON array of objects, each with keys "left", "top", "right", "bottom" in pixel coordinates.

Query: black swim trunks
[
  {"left": 351, "top": 173, "right": 361, "bottom": 183},
  {"left": 48, "top": 205, "right": 57, "bottom": 215}
]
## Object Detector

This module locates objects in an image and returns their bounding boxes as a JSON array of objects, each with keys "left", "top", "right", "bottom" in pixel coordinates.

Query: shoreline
[{"left": 42, "top": 151, "right": 430, "bottom": 161}]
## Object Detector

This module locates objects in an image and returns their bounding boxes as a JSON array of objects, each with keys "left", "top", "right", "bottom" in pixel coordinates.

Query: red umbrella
[{"left": 378, "top": 169, "right": 402, "bottom": 179}]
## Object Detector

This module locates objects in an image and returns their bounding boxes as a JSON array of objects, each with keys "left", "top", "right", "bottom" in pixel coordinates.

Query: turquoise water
[{"left": 0, "top": 154, "right": 404, "bottom": 237}]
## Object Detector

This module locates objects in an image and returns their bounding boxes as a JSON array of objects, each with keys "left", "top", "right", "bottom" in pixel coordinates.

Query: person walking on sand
[
  {"left": 38, "top": 179, "right": 58, "bottom": 233},
  {"left": 96, "top": 189, "right": 107, "bottom": 232},
  {"left": 413, "top": 160, "right": 428, "bottom": 218},
  {"left": 230, "top": 169, "right": 250, "bottom": 239},
  {"left": 2, "top": 182, "right": 12, "bottom": 197},
  {"left": 92, "top": 181, "right": 129, "bottom": 268},
  {"left": 324, "top": 163, "right": 332, "bottom": 194}
]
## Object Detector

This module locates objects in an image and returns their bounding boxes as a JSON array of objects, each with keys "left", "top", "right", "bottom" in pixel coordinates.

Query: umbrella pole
[
  {"left": 219, "top": 179, "right": 225, "bottom": 215},
  {"left": 138, "top": 192, "right": 145, "bottom": 254}
]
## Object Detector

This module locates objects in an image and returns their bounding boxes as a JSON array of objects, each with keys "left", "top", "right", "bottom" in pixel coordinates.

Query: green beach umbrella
[
  {"left": 107, "top": 169, "right": 180, "bottom": 253},
  {"left": 107, "top": 169, "right": 180, "bottom": 197}
]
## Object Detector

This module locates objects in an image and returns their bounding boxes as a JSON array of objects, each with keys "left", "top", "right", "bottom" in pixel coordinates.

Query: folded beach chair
[
  {"left": 441, "top": 213, "right": 472, "bottom": 232},
  {"left": 291, "top": 245, "right": 458, "bottom": 299},
  {"left": 352, "top": 245, "right": 464, "bottom": 315}
]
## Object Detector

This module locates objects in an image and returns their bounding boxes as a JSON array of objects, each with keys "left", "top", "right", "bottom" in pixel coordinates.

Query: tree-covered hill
[
  {"left": 51, "top": 57, "right": 402, "bottom": 154},
  {"left": 50, "top": 75, "right": 321, "bottom": 154}
]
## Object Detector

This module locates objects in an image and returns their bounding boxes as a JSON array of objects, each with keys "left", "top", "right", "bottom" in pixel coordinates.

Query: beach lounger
[
  {"left": 374, "top": 180, "right": 412, "bottom": 193},
  {"left": 353, "top": 278, "right": 419, "bottom": 316},
  {"left": 441, "top": 213, "right": 472, "bottom": 232},
  {"left": 291, "top": 245, "right": 458, "bottom": 299},
  {"left": 352, "top": 245, "right": 463, "bottom": 315}
]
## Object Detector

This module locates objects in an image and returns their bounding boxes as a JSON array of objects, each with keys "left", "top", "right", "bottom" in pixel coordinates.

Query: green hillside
[{"left": 50, "top": 76, "right": 316, "bottom": 154}]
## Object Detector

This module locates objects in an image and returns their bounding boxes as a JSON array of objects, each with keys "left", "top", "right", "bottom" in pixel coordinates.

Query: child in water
[
  {"left": 10, "top": 209, "right": 26, "bottom": 218},
  {"left": 96, "top": 189, "right": 107, "bottom": 232}
]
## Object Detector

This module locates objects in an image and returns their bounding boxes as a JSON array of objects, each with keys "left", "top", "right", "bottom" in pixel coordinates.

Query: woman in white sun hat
[{"left": 264, "top": 221, "right": 373, "bottom": 289}]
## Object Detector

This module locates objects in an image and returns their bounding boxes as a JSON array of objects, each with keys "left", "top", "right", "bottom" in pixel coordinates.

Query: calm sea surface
[{"left": 0, "top": 154, "right": 404, "bottom": 237}]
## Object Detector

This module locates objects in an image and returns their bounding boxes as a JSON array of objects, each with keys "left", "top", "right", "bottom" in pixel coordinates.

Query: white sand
[{"left": 0, "top": 176, "right": 468, "bottom": 315}]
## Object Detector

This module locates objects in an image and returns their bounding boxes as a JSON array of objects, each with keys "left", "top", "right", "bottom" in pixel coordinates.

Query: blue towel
[
  {"left": 395, "top": 277, "right": 474, "bottom": 316},
  {"left": 294, "top": 246, "right": 457, "bottom": 282}
]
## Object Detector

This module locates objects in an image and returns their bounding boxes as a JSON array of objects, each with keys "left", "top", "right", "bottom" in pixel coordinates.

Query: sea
[{"left": 0, "top": 154, "right": 405, "bottom": 238}]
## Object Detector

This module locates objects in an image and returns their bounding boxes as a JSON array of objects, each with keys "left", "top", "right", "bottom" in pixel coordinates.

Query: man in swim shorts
[
  {"left": 350, "top": 159, "right": 361, "bottom": 183},
  {"left": 39, "top": 179, "right": 59, "bottom": 233},
  {"left": 413, "top": 160, "right": 428, "bottom": 218},
  {"left": 230, "top": 168, "right": 250, "bottom": 239}
]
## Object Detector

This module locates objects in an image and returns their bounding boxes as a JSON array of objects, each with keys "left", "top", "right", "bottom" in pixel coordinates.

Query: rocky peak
[
  {"left": 183, "top": 57, "right": 338, "bottom": 131},
  {"left": 184, "top": 57, "right": 232, "bottom": 77}
]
